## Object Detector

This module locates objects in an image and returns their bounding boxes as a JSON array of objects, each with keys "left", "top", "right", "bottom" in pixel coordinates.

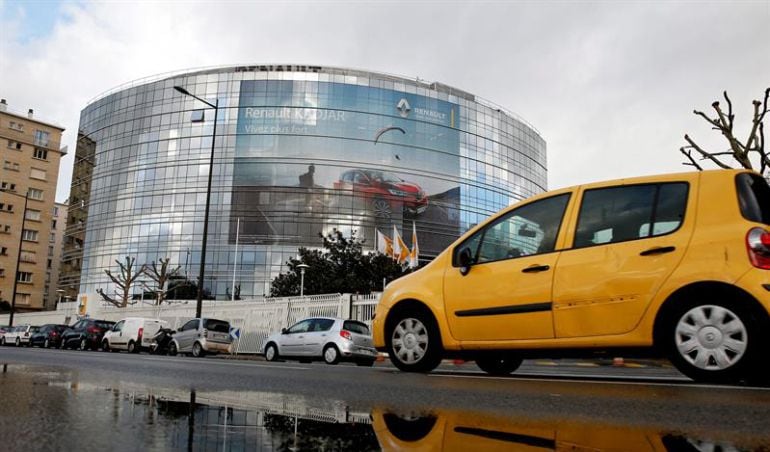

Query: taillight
[
  {"left": 746, "top": 227, "right": 770, "bottom": 269},
  {"left": 87, "top": 326, "right": 99, "bottom": 334},
  {"left": 137, "top": 327, "right": 143, "bottom": 342},
  {"left": 340, "top": 330, "right": 352, "bottom": 341}
]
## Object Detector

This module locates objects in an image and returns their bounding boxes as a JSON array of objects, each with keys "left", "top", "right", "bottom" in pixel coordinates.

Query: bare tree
[
  {"left": 143, "top": 258, "right": 181, "bottom": 305},
  {"left": 96, "top": 256, "right": 146, "bottom": 308},
  {"left": 681, "top": 88, "right": 769, "bottom": 175}
]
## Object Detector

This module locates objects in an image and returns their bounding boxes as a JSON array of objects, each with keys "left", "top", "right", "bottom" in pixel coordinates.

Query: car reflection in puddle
[{"left": 0, "top": 364, "right": 766, "bottom": 451}]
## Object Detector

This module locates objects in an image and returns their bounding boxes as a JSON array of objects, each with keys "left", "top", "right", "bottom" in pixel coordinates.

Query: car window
[
  {"left": 311, "top": 319, "right": 335, "bottom": 332},
  {"left": 30, "top": 326, "right": 40, "bottom": 333},
  {"left": 574, "top": 183, "right": 688, "bottom": 248},
  {"left": 353, "top": 173, "right": 367, "bottom": 184},
  {"left": 343, "top": 320, "right": 370, "bottom": 335},
  {"left": 96, "top": 321, "right": 114, "bottom": 329},
  {"left": 73, "top": 320, "right": 86, "bottom": 330},
  {"left": 113, "top": 321, "right": 125, "bottom": 332},
  {"left": 203, "top": 319, "right": 230, "bottom": 333},
  {"left": 181, "top": 320, "right": 199, "bottom": 331},
  {"left": 286, "top": 320, "right": 312, "bottom": 334},
  {"left": 457, "top": 193, "right": 570, "bottom": 265},
  {"left": 736, "top": 173, "right": 770, "bottom": 225}
]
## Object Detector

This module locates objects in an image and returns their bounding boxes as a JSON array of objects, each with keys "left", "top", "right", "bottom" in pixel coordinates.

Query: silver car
[
  {"left": 169, "top": 318, "right": 232, "bottom": 357},
  {"left": 263, "top": 317, "right": 378, "bottom": 366}
]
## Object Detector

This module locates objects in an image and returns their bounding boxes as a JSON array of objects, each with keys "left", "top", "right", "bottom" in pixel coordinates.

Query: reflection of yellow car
[
  {"left": 371, "top": 409, "right": 736, "bottom": 452},
  {"left": 372, "top": 170, "right": 770, "bottom": 384}
]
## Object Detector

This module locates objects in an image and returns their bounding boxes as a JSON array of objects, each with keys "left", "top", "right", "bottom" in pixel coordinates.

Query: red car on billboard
[{"left": 334, "top": 169, "right": 428, "bottom": 218}]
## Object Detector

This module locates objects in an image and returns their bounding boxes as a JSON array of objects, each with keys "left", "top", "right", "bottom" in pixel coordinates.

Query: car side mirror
[
  {"left": 281, "top": 328, "right": 287, "bottom": 334},
  {"left": 458, "top": 247, "right": 473, "bottom": 276}
]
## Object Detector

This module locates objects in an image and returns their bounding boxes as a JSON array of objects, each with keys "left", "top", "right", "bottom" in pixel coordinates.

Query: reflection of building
[
  {"left": 73, "top": 65, "right": 546, "bottom": 299},
  {"left": 0, "top": 100, "right": 65, "bottom": 310},
  {"left": 44, "top": 202, "right": 67, "bottom": 310}
]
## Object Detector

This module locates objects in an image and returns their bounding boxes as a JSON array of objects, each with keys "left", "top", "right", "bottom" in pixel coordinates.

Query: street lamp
[
  {"left": 297, "top": 264, "right": 309, "bottom": 297},
  {"left": 173, "top": 85, "right": 219, "bottom": 318},
  {"left": 0, "top": 188, "right": 29, "bottom": 327}
]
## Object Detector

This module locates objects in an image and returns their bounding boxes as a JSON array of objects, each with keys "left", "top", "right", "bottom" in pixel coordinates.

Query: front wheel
[
  {"left": 168, "top": 342, "right": 178, "bottom": 356},
  {"left": 192, "top": 342, "right": 205, "bottom": 358},
  {"left": 79, "top": 338, "right": 89, "bottom": 351},
  {"left": 387, "top": 309, "right": 443, "bottom": 373},
  {"left": 475, "top": 355, "right": 523, "bottom": 376},
  {"left": 127, "top": 341, "right": 137, "bottom": 354},
  {"left": 323, "top": 344, "right": 340, "bottom": 365},
  {"left": 15, "top": 338, "right": 20, "bottom": 347},
  {"left": 102, "top": 340, "right": 110, "bottom": 352},
  {"left": 264, "top": 343, "right": 279, "bottom": 362},
  {"left": 665, "top": 299, "right": 766, "bottom": 384},
  {"left": 44, "top": 339, "right": 50, "bottom": 349}
]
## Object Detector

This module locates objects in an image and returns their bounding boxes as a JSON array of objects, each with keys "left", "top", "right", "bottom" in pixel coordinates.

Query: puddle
[{"left": 0, "top": 364, "right": 767, "bottom": 451}]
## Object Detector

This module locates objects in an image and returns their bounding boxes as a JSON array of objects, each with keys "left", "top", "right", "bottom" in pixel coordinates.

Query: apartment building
[
  {"left": 0, "top": 99, "right": 65, "bottom": 311},
  {"left": 44, "top": 202, "right": 67, "bottom": 310}
]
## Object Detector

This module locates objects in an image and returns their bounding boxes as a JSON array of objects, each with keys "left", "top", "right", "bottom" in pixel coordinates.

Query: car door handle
[
  {"left": 522, "top": 264, "right": 550, "bottom": 273},
  {"left": 640, "top": 246, "right": 676, "bottom": 256}
]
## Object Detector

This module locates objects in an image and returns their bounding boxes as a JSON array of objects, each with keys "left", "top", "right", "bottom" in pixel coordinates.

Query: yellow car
[{"left": 372, "top": 169, "right": 770, "bottom": 383}]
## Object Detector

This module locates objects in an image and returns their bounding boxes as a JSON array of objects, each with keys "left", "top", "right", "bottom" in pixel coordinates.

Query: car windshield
[
  {"left": 342, "top": 320, "right": 370, "bottom": 335},
  {"left": 204, "top": 319, "right": 230, "bottom": 333},
  {"left": 29, "top": 327, "right": 40, "bottom": 333},
  {"left": 365, "top": 170, "right": 402, "bottom": 184}
]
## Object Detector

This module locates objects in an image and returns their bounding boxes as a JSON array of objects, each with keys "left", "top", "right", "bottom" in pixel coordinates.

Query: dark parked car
[
  {"left": 60, "top": 319, "right": 115, "bottom": 351},
  {"left": 29, "top": 324, "right": 69, "bottom": 348}
]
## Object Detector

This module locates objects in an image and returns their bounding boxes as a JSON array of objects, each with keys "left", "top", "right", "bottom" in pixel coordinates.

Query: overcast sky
[{"left": 1, "top": 0, "right": 768, "bottom": 203}]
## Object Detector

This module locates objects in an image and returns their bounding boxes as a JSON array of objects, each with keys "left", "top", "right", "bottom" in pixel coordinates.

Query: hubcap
[
  {"left": 373, "top": 199, "right": 392, "bottom": 218},
  {"left": 675, "top": 305, "right": 748, "bottom": 371},
  {"left": 325, "top": 347, "right": 337, "bottom": 362},
  {"left": 266, "top": 346, "right": 275, "bottom": 360},
  {"left": 391, "top": 318, "right": 429, "bottom": 364}
]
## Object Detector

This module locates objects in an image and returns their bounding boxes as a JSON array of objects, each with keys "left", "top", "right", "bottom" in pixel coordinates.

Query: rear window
[
  {"left": 736, "top": 173, "right": 770, "bottom": 225},
  {"left": 95, "top": 321, "right": 115, "bottom": 329},
  {"left": 343, "top": 321, "right": 370, "bottom": 335},
  {"left": 204, "top": 319, "right": 230, "bottom": 333}
]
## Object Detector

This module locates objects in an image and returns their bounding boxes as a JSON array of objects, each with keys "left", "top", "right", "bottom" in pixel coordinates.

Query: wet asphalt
[{"left": 1, "top": 346, "right": 770, "bottom": 451}]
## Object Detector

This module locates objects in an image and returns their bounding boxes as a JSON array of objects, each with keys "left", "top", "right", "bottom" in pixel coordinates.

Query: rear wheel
[
  {"left": 475, "top": 355, "right": 523, "bottom": 376},
  {"left": 264, "top": 343, "right": 278, "bottom": 361},
  {"left": 15, "top": 338, "right": 20, "bottom": 347},
  {"left": 372, "top": 198, "right": 392, "bottom": 218},
  {"left": 386, "top": 307, "right": 443, "bottom": 373},
  {"left": 664, "top": 297, "right": 766, "bottom": 384},
  {"left": 323, "top": 344, "right": 340, "bottom": 365},
  {"left": 79, "top": 338, "right": 88, "bottom": 351},
  {"left": 127, "top": 341, "right": 137, "bottom": 354},
  {"left": 102, "top": 340, "right": 110, "bottom": 352},
  {"left": 0, "top": 337, "right": 5, "bottom": 346},
  {"left": 192, "top": 342, "right": 205, "bottom": 358},
  {"left": 168, "top": 342, "right": 178, "bottom": 356},
  {"left": 44, "top": 339, "right": 50, "bottom": 349}
]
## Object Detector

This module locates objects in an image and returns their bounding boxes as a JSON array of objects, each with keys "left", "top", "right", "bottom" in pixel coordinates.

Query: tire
[
  {"left": 79, "top": 338, "right": 88, "bottom": 351},
  {"left": 168, "top": 342, "right": 178, "bottom": 356},
  {"left": 356, "top": 359, "right": 376, "bottom": 367},
  {"left": 664, "top": 297, "right": 766, "bottom": 384},
  {"left": 102, "top": 340, "right": 110, "bottom": 352},
  {"left": 60, "top": 338, "right": 67, "bottom": 349},
  {"left": 44, "top": 339, "right": 50, "bottom": 349},
  {"left": 323, "top": 344, "right": 340, "bottom": 365},
  {"left": 127, "top": 341, "right": 137, "bottom": 354},
  {"left": 192, "top": 342, "right": 205, "bottom": 358},
  {"left": 0, "top": 337, "right": 5, "bottom": 346},
  {"left": 386, "top": 307, "right": 443, "bottom": 373},
  {"left": 15, "top": 338, "right": 20, "bottom": 347},
  {"left": 475, "top": 355, "right": 523, "bottom": 376}
]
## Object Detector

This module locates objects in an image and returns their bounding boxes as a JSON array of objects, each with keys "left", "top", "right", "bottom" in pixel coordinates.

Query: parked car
[
  {"left": 334, "top": 169, "right": 428, "bottom": 218},
  {"left": 1, "top": 325, "right": 40, "bottom": 346},
  {"left": 29, "top": 324, "right": 69, "bottom": 348},
  {"left": 102, "top": 317, "right": 168, "bottom": 353},
  {"left": 169, "top": 318, "right": 232, "bottom": 357},
  {"left": 372, "top": 169, "right": 770, "bottom": 384},
  {"left": 263, "top": 317, "right": 378, "bottom": 366},
  {"left": 60, "top": 319, "right": 116, "bottom": 351},
  {"left": 0, "top": 325, "right": 12, "bottom": 342}
]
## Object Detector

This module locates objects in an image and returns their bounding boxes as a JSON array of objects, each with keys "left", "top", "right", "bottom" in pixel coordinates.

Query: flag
[
  {"left": 393, "top": 225, "right": 409, "bottom": 265},
  {"left": 376, "top": 229, "right": 393, "bottom": 258},
  {"left": 409, "top": 221, "right": 419, "bottom": 268}
]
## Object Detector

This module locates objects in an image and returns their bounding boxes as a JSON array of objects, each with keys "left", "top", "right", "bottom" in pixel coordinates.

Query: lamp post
[
  {"left": 297, "top": 264, "right": 309, "bottom": 297},
  {"left": 1, "top": 188, "right": 29, "bottom": 327},
  {"left": 173, "top": 85, "right": 219, "bottom": 318}
]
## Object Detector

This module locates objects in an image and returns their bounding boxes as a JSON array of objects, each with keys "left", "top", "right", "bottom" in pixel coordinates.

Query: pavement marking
[{"left": 428, "top": 372, "right": 770, "bottom": 391}]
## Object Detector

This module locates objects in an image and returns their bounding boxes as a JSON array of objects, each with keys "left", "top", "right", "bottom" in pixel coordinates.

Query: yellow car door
[
  {"left": 444, "top": 193, "right": 571, "bottom": 342},
  {"left": 553, "top": 180, "right": 695, "bottom": 338}
]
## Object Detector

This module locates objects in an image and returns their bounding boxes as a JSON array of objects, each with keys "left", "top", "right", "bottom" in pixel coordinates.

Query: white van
[{"left": 102, "top": 317, "right": 167, "bottom": 353}]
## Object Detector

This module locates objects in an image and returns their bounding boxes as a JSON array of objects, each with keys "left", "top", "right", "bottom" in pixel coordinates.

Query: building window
[
  {"left": 49, "top": 232, "right": 55, "bottom": 243},
  {"left": 48, "top": 245, "right": 54, "bottom": 257},
  {"left": 47, "top": 259, "right": 52, "bottom": 269},
  {"left": 1, "top": 224, "right": 9, "bottom": 233},
  {"left": 30, "top": 168, "right": 47, "bottom": 180},
  {"left": 53, "top": 206, "right": 59, "bottom": 217},
  {"left": 9, "top": 121, "right": 24, "bottom": 132},
  {"left": 33, "top": 148, "right": 48, "bottom": 160},
  {"left": 3, "top": 161, "right": 19, "bottom": 171},
  {"left": 0, "top": 181, "right": 16, "bottom": 191},
  {"left": 25, "top": 209, "right": 41, "bottom": 221},
  {"left": 22, "top": 229, "right": 38, "bottom": 241},
  {"left": 17, "top": 272, "right": 33, "bottom": 283},
  {"left": 28, "top": 188, "right": 44, "bottom": 200},
  {"left": 0, "top": 203, "right": 13, "bottom": 212},
  {"left": 15, "top": 293, "right": 31, "bottom": 305},
  {"left": 0, "top": 269, "right": 5, "bottom": 278},
  {"left": 34, "top": 130, "right": 50, "bottom": 147},
  {"left": 20, "top": 251, "right": 36, "bottom": 264},
  {"left": 0, "top": 247, "right": 7, "bottom": 255}
]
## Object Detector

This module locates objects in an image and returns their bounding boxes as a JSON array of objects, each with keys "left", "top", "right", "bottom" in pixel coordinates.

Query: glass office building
[{"left": 72, "top": 65, "right": 546, "bottom": 299}]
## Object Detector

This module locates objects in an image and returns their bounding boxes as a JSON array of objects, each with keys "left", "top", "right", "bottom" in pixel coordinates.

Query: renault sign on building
[{"left": 61, "top": 65, "right": 547, "bottom": 300}]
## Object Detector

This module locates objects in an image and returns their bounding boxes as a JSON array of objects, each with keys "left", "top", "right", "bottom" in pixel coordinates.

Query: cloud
[{"left": 1, "top": 1, "right": 768, "bottom": 202}]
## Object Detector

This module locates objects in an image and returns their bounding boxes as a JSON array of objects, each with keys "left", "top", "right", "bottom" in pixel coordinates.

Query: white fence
[{"left": 0, "top": 293, "right": 380, "bottom": 354}]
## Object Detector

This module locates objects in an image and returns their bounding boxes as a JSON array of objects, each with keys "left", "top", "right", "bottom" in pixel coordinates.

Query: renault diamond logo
[{"left": 396, "top": 98, "right": 411, "bottom": 118}]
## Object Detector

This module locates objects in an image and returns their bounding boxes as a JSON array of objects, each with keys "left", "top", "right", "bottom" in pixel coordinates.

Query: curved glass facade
[{"left": 74, "top": 65, "right": 546, "bottom": 299}]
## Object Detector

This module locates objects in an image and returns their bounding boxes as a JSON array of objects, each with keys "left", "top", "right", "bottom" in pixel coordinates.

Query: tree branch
[
  {"left": 680, "top": 147, "right": 703, "bottom": 170},
  {"left": 684, "top": 135, "right": 731, "bottom": 169}
]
